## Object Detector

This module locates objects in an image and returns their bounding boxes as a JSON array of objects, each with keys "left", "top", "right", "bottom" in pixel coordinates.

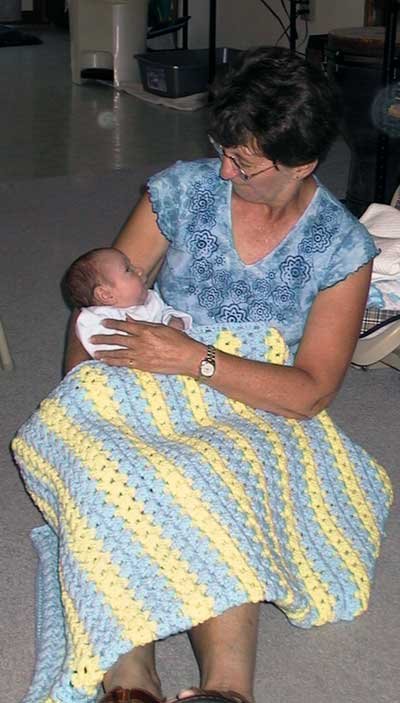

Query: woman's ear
[
  {"left": 93, "top": 284, "right": 115, "bottom": 305},
  {"left": 293, "top": 159, "right": 318, "bottom": 180}
]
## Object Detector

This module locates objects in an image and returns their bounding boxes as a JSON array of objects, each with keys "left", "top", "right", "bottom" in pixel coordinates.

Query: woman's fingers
[
  {"left": 90, "top": 318, "right": 199, "bottom": 374},
  {"left": 90, "top": 333, "right": 131, "bottom": 347}
]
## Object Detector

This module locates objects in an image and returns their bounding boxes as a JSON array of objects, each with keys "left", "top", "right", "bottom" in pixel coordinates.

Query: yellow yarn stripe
[
  {"left": 318, "top": 412, "right": 386, "bottom": 549},
  {"left": 195, "top": 358, "right": 335, "bottom": 624},
  {"left": 374, "top": 459, "right": 394, "bottom": 501},
  {"left": 59, "top": 572, "right": 103, "bottom": 694},
  {"left": 209, "top": 328, "right": 335, "bottom": 624},
  {"left": 213, "top": 331, "right": 334, "bottom": 624},
  {"left": 140, "top": 371, "right": 287, "bottom": 600},
  {"left": 39, "top": 390, "right": 215, "bottom": 624},
  {"left": 183, "top": 328, "right": 283, "bottom": 557},
  {"left": 288, "top": 420, "right": 370, "bottom": 612},
  {"left": 183, "top": 328, "right": 309, "bottom": 621},
  {"left": 263, "top": 329, "right": 308, "bottom": 618},
  {"left": 264, "top": 328, "right": 370, "bottom": 606},
  {"left": 181, "top": 377, "right": 293, "bottom": 584},
  {"left": 232, "top": 411, "right": 334, "bottom": 623},
  {"left": 174, "top": 373, "right": 293, "bottom": 608},
  {"left": 264, "top": 327, "right": 290, "bottom": 365},
  {"left": 79, "top": 365, "right": 264, "bottom": 603},
  {"left": 18, "top": 434, "right": 114, "bottom": 690},
  {"left": 211, "top": 327, "right": 288, "bottom": 366},
  {"left": 265, "top": 329, "right": 370, "bottom": 615},
  {"left": 13, "top": 435, "right": 158, "bottom": 646}
]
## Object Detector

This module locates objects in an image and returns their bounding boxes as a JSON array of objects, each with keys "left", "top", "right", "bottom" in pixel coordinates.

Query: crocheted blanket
[{"left": 12, "top": 323, "right": 393, "bottom": 703}]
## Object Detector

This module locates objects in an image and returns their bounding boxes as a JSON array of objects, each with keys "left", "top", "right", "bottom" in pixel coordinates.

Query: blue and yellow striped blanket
[{"left": 12, "top": 323, "right": 393, "bottom": 703}]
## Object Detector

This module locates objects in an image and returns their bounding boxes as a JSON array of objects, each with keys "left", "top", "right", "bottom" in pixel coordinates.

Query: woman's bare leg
[
  {"left": 180, "top": 602, "right": 260, "bottom": 702},
  {"left": 102, "top": 603, "right": 259, "bottom": 701},
  {"left": 102, "top": 642, "right": 162, "bottom": 698}
]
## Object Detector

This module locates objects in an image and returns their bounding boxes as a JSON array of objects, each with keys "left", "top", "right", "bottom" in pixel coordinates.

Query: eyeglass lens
[
  {"left": 208, "top": 135, "right": 275, "bottom": 181},
  {"left": 208, "top": 137, "right": 248, "bottom": 179}
]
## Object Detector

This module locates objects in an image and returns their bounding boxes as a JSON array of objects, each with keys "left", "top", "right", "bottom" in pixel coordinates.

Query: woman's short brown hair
[{"left": 208, "top": 46, "right": 341, "bottom": 166}]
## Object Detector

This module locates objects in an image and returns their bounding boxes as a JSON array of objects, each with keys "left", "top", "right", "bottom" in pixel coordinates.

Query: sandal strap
[
  {"left": 100, "top": 687, "right": 164, "bottom": 703},
  {"left": 175, "top": 689, "right": 251, "bottom": 703}
]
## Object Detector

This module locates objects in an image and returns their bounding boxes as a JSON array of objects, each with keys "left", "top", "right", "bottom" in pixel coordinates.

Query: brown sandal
[
  {"left": 173, "top": 689, "right": 251, "bottom": 703},
  {"left": 99, "top": 686, "right": 165, "bottom": 703}
]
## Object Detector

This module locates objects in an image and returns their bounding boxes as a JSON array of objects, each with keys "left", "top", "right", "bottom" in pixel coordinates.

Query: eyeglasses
[{"left": 208, "top": 134, "right": 277, "bottom": 181}]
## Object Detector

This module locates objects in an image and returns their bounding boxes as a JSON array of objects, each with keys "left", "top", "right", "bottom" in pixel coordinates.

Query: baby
[{"left": 63, "top": 247, "right": 192, "bottom": 358}]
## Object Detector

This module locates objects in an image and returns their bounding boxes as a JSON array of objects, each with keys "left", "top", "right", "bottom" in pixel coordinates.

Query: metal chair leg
[{"left": 0, "top": 318, "right": 13, "bottom": 371}]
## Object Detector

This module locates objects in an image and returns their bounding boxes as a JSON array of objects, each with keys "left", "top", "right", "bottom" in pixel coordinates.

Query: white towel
[
  {"left": 360, "top": 203, "right": 400, "bottom": 239},
  {"left": 360, "top": 203, "right": 400, "bottom": 280},
  {"left": 371, "top": 235, "right": 400, "bottom": 280}
]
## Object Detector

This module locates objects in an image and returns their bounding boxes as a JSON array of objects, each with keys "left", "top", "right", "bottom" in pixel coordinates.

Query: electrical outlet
[{"left": 297, "top": 0, "right": 314, "bottom": 22}]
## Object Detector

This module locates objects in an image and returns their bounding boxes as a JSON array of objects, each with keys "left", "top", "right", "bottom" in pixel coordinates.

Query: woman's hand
[{"left": 90, "top": 317, "right": 204, "bottom": 376}]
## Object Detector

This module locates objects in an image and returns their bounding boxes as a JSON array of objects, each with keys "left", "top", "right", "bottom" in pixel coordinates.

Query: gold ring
[{"left": 128, "top": 359, "right": 134, "bottom": 368}]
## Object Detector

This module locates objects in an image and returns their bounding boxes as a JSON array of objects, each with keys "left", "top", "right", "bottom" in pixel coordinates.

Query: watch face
[{"left": 200, "top": 359, "right": 215, "bottom": 377}]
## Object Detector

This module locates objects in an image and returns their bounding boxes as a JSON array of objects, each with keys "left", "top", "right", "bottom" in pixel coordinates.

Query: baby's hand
[{"left": 168, "top": 316, "right": 185, "bottom": 330}]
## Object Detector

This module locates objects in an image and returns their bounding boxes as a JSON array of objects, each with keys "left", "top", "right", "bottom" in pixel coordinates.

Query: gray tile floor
[
  {"left": 0, "top": 24, "right": 350, "bottom": 193},
  {"left": 0, "top": 25, "right": 210, "bottom": 182}
]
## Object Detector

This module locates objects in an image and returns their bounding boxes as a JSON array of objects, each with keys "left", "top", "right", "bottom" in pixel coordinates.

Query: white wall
[
  {"left": 309, "top": 0, "right": 365, "bottom": 35},
  {"left": 185, "top": 0, "right": 366, "bottom": 50}
]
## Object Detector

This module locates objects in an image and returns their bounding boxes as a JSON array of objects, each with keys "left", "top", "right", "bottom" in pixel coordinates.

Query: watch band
[{"left": 198, "top": 344, "right": 216, "bottom": 380}]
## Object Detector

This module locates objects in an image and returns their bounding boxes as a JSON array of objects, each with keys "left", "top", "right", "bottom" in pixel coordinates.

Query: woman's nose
[{"left": 219, "top": 155, "right": 240, "bottom": 181}]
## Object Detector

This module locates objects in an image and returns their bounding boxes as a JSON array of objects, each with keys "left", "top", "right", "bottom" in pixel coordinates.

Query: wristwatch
[{"left": 199, "top": 345, "right": 216, "bottom": 380}]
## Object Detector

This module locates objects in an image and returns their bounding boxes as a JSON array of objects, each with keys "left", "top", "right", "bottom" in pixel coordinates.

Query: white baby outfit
[{"left": 76, "top": 289, "right": 192, "bottom": 357}]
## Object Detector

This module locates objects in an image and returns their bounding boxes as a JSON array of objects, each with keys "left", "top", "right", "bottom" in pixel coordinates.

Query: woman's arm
[
  {"left": 205, "top": 262, "right": 372, "bottom": 418},
  {"left": 63, "top": 309, "right": 90, "bottom": 374},
  {"left": 63, "top": 192, "right": 169, "bottom": 374},
  {"left": 91, "top": 262, "right": 372, "bottom": 419},
  {"left": 113, "top": 191, "right": 169, "bottom": 286}
]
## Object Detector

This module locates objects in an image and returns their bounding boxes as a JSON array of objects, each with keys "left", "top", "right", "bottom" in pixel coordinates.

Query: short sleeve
[
  {"left": 147, "top": 161, "right": 185, "bottom": 243},
  {"left": 147, "top": 159, "right": 221, "bottom": 244},
  {"left": 318, "top": 204, "right": 379, "bottom": 291}
]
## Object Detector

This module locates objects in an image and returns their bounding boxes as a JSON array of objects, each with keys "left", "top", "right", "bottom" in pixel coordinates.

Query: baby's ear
[{"left": 94, "top": 284, "right": 115, "bottom": 305}]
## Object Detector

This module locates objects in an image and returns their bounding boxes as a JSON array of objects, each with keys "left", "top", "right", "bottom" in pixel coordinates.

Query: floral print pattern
[
  {"left": 279, "top": 255, "right": 311, "bottom": 288},
  {"left": 187, "top": 229, "right": 218, "bottom": 257},
  {"left": 148, "top": 159, "right": 378, "bottom": 353}
]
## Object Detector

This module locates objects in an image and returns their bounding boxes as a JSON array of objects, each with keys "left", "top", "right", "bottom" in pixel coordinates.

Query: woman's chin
[{"left": 232, "top": 183, "right": 265, "bottom": 203}]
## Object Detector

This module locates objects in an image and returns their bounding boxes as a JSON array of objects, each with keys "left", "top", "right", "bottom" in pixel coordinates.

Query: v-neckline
[{"left": 226, "top": 179, "right": 320, "bottom": 267}]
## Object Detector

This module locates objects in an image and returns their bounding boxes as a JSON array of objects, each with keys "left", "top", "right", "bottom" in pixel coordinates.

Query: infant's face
[{"left": 101, "top": 250, "right": 148, "bottom": 307}]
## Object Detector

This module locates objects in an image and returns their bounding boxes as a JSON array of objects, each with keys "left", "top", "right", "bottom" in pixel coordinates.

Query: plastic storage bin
[{"left": 135, "top": 47, "right": 241, "bottom": 98}]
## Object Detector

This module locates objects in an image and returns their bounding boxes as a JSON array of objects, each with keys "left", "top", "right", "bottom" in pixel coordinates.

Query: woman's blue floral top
[{"left": 148, "top": 159, "right": 377, "bottom": 353}]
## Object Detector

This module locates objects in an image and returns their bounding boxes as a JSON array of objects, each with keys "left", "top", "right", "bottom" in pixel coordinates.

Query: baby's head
[{"left": 63, "top": 247, "right": 148, "bottom": 308}]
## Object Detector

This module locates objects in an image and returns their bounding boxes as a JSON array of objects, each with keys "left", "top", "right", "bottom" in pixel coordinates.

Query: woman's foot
[{"left": 102, "top": 644, "right": 163, "bottom": 701}]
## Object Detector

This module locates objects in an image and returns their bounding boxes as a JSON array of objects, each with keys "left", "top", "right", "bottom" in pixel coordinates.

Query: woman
[{"left": 17, "top": 48, "right": 391, "bottom": 703}]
